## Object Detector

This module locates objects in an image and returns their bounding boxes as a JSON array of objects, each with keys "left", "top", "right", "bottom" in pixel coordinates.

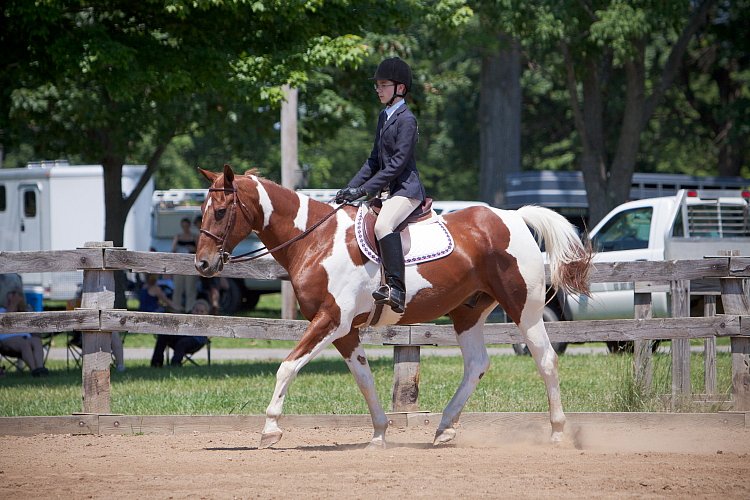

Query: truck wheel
[
  {"left": 512, "top": 306, "right": 568, "bottom": 356},
  {"left": 243, "top": 291, "right": 261, "bottom": 311},
  {"left": 219, "top": 279, "right": 243, "bottom": 315}
]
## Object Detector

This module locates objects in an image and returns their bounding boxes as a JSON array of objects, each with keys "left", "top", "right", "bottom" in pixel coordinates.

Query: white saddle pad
[{"left": 354, "top": 205, "right": 454, "bottom": 265}]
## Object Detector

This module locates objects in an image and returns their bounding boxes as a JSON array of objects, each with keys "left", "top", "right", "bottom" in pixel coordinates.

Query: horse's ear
[
  {"left": 198, "top": 168, "right": 218, "bottom": 183},
  {"left": 223, "top": 163, "right": 235, "bottom": 186}
]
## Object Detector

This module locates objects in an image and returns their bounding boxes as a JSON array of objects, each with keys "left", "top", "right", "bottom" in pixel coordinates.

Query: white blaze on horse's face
[{"left": 249, "top": 175, "right": 273, "bottom": 229}]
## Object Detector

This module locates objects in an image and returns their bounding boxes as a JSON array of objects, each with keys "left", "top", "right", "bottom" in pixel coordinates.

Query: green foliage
[{"left": 2, "top": 0, "right": 746, "bottom": 208}]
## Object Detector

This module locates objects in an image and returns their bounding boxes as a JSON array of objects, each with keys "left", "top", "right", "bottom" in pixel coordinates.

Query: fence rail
[{"left": 1, "top": 244, "right": 749, "bottom": 414}]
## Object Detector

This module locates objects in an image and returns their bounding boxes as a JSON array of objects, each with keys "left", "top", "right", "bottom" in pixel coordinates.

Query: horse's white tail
[{"left": 517, "top": 205, "right": 592, "bottom": 296}]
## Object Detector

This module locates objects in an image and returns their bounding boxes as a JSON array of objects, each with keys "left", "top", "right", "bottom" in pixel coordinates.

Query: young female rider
[{"left": 335, "top": 57, "right": 426, "bottom": 314}]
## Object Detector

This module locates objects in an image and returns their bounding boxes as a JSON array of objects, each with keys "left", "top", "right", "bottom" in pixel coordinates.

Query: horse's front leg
[
  {"left": 333, "top": 329, "right": 389, "bottom": 449},
  {"left": 260, "top": 312, "right": 342, "bottom": 449}
]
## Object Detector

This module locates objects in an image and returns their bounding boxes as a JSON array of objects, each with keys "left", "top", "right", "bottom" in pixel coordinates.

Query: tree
[
  {"left": 526, "top": 0, "right": 718, "bottom": 224},
  {"left": 677, "top": 0, "right": 750, "bottom": 177},
  {"left": 2, "top": 0, "right": 438, "bottom": 304}
]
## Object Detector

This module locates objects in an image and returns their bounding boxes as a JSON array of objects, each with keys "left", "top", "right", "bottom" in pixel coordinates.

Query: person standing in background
[{"left": 171, "top": 217, "right": 198, "bottom": 312}]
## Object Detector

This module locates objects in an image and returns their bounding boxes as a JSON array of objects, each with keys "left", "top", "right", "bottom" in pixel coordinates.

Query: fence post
[
  {"left": 719, "top": 276, "right": 750, "bottom": 411},
  {"left": 392, "top": 346, "right": 421, "bottom": 412},
  {"left": 670, "top": 278, "right": 691, "bottom": 408},
  {"left": 703, "top": 295, "right": 717, "bottom": 396},
  {"left": 633, "top": 284, "right": 654, "bottom": 394},
  {"left": 80, "top": 241, "right": 115, "bottom": 414}
]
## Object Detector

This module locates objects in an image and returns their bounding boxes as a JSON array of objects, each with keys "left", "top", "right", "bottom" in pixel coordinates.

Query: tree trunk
[
  {"left": 577, "top": 57, "right": 611, "bottom": 226},
  {"left": 602, "top": 47, "right": 647, "bottom": 225},
  {"left": 479, "top": 33, "right": 521, "bottom": 207},
  {"left": 101, "top": 157, "right": 129, "bottom": 309}
]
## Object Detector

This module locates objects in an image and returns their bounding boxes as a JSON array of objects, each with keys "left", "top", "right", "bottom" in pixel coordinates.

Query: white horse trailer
[{"left": 0, "top": 160, "right": 153, "bottom": 300}]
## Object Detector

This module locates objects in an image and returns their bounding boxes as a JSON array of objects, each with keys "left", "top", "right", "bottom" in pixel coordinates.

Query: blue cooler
[{"left": 24, "top": 286, "right": 44, "bottom": 312}]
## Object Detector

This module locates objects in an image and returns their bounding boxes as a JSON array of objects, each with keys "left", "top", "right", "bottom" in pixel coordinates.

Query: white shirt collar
[{"left": 385, "top": 99, "right": 405, "bottom": 120}]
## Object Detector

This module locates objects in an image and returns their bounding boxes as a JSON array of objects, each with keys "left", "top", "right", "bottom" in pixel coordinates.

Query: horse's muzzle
[{"left": 194, "top": 255, "right": 223, "bottom": 277}]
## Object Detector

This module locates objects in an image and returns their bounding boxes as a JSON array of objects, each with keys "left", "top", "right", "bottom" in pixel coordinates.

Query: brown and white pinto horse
[{"left": 195, "top": 164, "right": 591, "bottom": 449}]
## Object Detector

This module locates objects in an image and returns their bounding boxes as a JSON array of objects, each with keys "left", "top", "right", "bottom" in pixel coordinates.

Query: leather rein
[{"left": 200, "top": 182, "right": 348, "bottom": 265}]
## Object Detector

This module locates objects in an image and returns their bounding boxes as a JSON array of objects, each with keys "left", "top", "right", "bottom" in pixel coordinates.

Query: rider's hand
[{"left": 335, "top": 187, "right": 366, "bottom": 204}]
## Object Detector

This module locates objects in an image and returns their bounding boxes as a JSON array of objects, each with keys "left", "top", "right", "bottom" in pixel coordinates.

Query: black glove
[{"left": 335, "top": 186, "right": 366, "bottom": 204}]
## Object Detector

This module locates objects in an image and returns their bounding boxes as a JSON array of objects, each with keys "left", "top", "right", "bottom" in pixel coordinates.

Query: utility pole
[{"left": 280, "top": 85, "right": 301, "bottom": 320}]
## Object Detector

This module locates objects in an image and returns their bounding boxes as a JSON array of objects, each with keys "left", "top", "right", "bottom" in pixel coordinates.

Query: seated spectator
[
  {"left": 140, "top": 273, "right": 179, "bottom": 313},
  {"left": 0, "top": 289, "right": 49, "bottom": 376},
  {"left": 67, "top": 288, "right": 125, "bottom": 372},
  {"left": 150, "top": 299, "right": 210, "bottom": 367}
]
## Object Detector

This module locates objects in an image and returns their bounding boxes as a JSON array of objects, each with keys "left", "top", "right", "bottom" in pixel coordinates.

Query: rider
[{"left": 335, "top": 57, "right": 426, "bottom": 314}]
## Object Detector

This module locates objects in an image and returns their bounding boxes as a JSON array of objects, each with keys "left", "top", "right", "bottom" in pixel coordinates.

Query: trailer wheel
[
  {"left": 219, "top": 279, "right": 243, "bottom": 315},
  {"left": 512, "top": 306, "right": 568, "bottom": 355}
]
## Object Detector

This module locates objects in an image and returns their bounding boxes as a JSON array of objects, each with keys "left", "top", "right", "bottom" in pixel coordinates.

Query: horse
[{"left": 195, "top": 164, "right": 592, "bottom": 449}]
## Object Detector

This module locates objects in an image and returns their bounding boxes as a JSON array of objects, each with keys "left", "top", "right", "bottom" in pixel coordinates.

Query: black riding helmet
[{"left": 373, "top": 57, "right": 412, "bottom": 105}]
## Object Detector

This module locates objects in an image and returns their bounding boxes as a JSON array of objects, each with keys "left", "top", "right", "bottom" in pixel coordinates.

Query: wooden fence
[{"left": 1, "top": 242, "right": 749, "bottom": 415}]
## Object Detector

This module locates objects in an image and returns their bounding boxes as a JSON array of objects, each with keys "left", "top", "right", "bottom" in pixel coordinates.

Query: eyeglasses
[{"left": 373, "top": 83, "right": 395, "bottom": 91}]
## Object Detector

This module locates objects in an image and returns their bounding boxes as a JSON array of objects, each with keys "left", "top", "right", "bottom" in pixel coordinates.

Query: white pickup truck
[{"left": 559, "top": 189, "right": 750, "bottom": 352}]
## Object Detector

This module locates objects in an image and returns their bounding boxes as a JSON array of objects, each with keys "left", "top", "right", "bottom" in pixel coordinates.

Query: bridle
[
  {"left": 200, "top": 180, "right": 348, "bottom": 265},
  {"left": 199, "top": 182, "right": 251, "bottom": 265}
]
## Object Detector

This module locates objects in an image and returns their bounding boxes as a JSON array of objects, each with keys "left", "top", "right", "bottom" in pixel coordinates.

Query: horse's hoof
[
  {"left": 366, "top": 438, "right": 387, "bottom": 450},
  {"left": 550, "top": 431, "right": 564, "bottom": 445},
  {"left": 259, "top": 430, "right": 283, "bottom": 449},
  {"left": 433, "top": 427, "right": 456, "bottom": 445}
]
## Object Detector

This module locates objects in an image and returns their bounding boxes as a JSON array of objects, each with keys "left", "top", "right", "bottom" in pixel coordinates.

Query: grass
[
  {"left": 29, "top": 294, "right": 734, "bottom": 416},
  {"left": 0, "top": 352, "right": 733, "bottom": 417}
]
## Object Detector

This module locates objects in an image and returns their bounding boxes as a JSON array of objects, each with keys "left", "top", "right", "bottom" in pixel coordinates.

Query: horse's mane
[{"left": 242, "top": 168, "right": 260, "bottom": 177}]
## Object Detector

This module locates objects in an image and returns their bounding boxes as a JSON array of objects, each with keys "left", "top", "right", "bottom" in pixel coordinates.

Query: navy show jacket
[{"left": 347, "top": 104, "right": 426, "bottom": 202}]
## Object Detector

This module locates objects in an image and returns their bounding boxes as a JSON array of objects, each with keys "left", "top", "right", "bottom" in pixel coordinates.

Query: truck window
[{"left": 591, "top": 207, "right": 652, "bottom": 252}]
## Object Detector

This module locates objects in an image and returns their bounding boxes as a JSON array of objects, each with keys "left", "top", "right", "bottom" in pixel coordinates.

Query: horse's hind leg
[
  {"left": 333, "top": 329, "right": 389, "bottom": 448},
  {"left": 434, "top": 303, "right": 493, "bottom": 445},
  {"left": 518, "top": 314, "right": 566, "bottom": 442}
]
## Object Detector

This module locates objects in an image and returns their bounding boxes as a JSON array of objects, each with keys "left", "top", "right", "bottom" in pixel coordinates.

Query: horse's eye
[{"left": 215, "top": 208, "right": 227, "bottom": 221}]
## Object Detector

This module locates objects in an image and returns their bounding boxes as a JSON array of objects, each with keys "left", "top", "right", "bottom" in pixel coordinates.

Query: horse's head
[{"left": 194, "top": 164, "right": 260, "bottom": 276}]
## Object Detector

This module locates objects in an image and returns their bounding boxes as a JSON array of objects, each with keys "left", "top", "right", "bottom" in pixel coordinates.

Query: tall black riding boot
[{"left": 372, "top": 232, "right": 406, "bottom": 313}]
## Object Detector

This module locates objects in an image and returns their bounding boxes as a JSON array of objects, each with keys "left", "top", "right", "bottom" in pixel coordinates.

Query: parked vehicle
[
  {"left": 504, "top": 170, "right": 749, "bottom": 232},
  {"left": 563, "top": 189, "right": 750, "bottom": 352},
  {"left": 0, "top": 160, "right": 153, "bottom": 300}
]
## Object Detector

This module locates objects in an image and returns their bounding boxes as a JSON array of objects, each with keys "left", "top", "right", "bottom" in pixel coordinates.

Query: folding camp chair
[{"left": 165, "top": 337, "right": 211, "bottom": 366}]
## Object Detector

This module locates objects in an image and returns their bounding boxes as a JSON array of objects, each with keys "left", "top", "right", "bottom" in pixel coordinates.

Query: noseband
[{"left": 200, "top": 181, "right": 349, "bottom": 264}]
